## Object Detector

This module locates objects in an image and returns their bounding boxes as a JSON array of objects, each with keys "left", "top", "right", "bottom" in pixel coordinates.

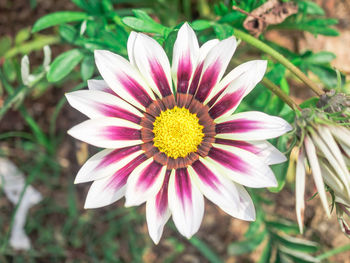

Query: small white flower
[{"left": 66, "top": 23, "right": 291, "bottom": 244}]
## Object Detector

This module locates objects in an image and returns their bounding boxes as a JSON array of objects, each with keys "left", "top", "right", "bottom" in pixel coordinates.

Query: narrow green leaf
[
  {"left": 279, "top": 246, "right": 320, "bottom": 263},
  {"left": 191, "top": 20, "right": 212, "bottom": 31},
  {"left": 299, "top": 1, "right": 325, "bottom": 15},
  {"left": 0, "top": 86, "right": 27, "bottom": 120},
  {"left": 304, "top": 51, "right": 336, "bottom": 65},
  {"left": 47, "top": 49, "right": 84, "bottom": 82},
  {"left": 15, "top": 28, "right": 31, "bottom": 45},
  {"left": 189, "top": 237, "right": 223, "bottom": 263},
  {"left": 81, "top": 56, "right": 94, "bottom": 81},
  {"left": 32, "top": 12, "right": 88, "bottom": 32},
  {"left": 272, "top": 233, "right": 319, "bottom": 253},
  {"left": 59, "top": 24, "right": 77, "bottom": 43}
]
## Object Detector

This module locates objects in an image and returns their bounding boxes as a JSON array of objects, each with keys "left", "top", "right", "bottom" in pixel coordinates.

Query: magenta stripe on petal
[
  {"left": 209, "top": 88, "right": 245, "bottom": 119},
  {"left": 208, "top": 147, "right": 248, "bottom": 173},
  {"left": 97, "top": 104, "right": 141, "bottom": 123},
  {"left": 155, "top": 170, "right": 171, "bottom": 215},
  {"left": 215, "top": 139, "right": 257, "bottom": 153},
  {"left": 207, "top": 88, "right": 225, "bottom": 108},
  {"left": 103, "top": 126, "right": 141, "bottom": 140},
  {"left": 150, "top": 60, "right": 172, "bottom": 97},
  {"left": 136, "top": 161, "right": 163, "bottom": 190},
  {"left": 215, "top": 119, "right": 261, "bottom": 134},
  {"left": 118, "top": 73, "right": 153, "bottom": 107},
  {"left": 175, "top": 168, "right": 192, "bottom": 206},
  {"left": 97, "top": 145, "right": 142, "bottom": 169},
  {"left": 106, "top": 153, "right": 148, "bottom": 189},
  {"left": 195, "top": 62, "right": 220, "bottom": 102},
  {"left": 192, "top": 160, "right": 219, "bottom": 191},
  {"left": 177, "top": 54, "right": 192, "bottom": 93},
  {"left": 188, "top": 62, "right": 204, "bottom": 95}
]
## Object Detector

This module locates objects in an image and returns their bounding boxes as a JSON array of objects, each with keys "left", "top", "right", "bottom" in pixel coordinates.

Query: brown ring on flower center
[{"left": 140, "top": 93, "right": 215, "bottom": 169}]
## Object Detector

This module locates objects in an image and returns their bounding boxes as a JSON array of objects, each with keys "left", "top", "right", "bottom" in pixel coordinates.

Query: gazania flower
[
  {"left": 66, "top": 23, "right": 291, "bottom": 243},
  {"left": 291, "top": 120, "right": 350, "bottom": 233}
]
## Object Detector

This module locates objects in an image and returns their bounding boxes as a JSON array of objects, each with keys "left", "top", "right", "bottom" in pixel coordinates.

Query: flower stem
[
  {"left": 262, "top": 77, "right": 301, "bottom": 111},
  {"left": 232, "top": 28, "right": 324, "bottom": 96}
]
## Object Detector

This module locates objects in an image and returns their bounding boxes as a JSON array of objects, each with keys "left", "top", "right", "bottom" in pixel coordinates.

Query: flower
[
  {"left": 66, "top": 23, "right": 292, "bottom": 244},
  {"left": 292, "top": 120, "right": 350, "bottom": 233}
]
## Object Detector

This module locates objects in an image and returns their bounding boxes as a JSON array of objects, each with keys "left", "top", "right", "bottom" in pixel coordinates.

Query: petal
[
  {"left": 295, "top": 149, "right": 306, "bottom": 234},
  {"left": 188, "top": 39, "right": 220, "bottom": 95},
  {"left": 74, "top": 146, "right": 143, "bottom": 184},
  {"left": 133, "top": 33, "right": 173, "bottom": 98},
  {"left": 65, "top": 90, "right": 143, "bottom": 123},
  {"left": 215, "top": 138, "right": 287, "bottom": 165},
  {"left": 88, "top": 79, "right": 115, "bottom": 95},
  {"left": 172, "top": 23, "right": 199, "bottom": 93},
  {"left": 206, "top": 143, "right": 277, "bottom": 188},
  {"left": 94, "top": 50, "right": 155, "bottom": 110},
  {"left": 68, "top": 117, "right": 142, "bottom": 148},
  {"left": 84, "top": 153, "right": 148, "bottom": 208},
  {"left": 168, "top": 168, "right": 204, "bottom": 238},
  {"left": 215, "top": 111, "right": 292, "bottom": 141},
  {"left": 125, "top": 159, "right": 166, "bottom": 206},
  {"left": 146, "top": 170, "right": 172, "bottom": 244},
  {"left": 194, "top": 37, "right": 237, "bottom": 102},
  {"left": 127, "top": 31, "right": 138, "bottom": 66},
  {"left": 188, "top": 159, "right": 255, "bottom": 221},
  {"left": 207, "top": 60, "right": 267, "bottom": 119},
  {"left": 310, "top": 130, "right": 350, "bottom": 193},
  {"left": 304, "top": 136, "right": 330, "bottom": 216}
]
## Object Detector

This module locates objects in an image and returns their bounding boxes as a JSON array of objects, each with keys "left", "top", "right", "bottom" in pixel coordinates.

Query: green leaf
[
  {"left": 228, "top": 230, "right": 267, "bottom": 255},
  {"left": 32, "top": 12, "right": 89, "bottom": 32},
  {"left": 0, "top": 85, "right": 27, "bottom": 120},
  {"left": 59, "top": 24, "right": 77, "bottom": 43},
  {"left": 213, "top": 23, "right": 234, "bottom": 40},
  {"left": 0, "top": 36, "right": 12, "bottom": 57},
  {"left": 279, "top": 246, "right": 320, "bottom": 263},
  {"left": 219, "top": 12, "right": 245, "bottom": 23},
  {"left": 47, "top": 49, "right": 84, "bottom": 82},
  {"left": 189, "top": 237, "right": 223, "bottom": 263},
  {"left": 15, "top": 28, "right": 31, "bottom": 45},
  {"left": 272, "top": 233, "right": 319, "bottom": 253},
  {"left": 191, "top": 20, "right": 212, "bottom": 31},
  {"left": 303, "top": 51, "right": 336, "bottom": 65},
  {"left": 299, "top": 1, "right": 325, "bottom": 15},
  {"left": 266, "top": 219, "right": 299, "bottom": 234},
  {"left": 81, "top": 56, "right": 94, "bottom": 81},
  {"left": 164, "top": 30, "right": 178, "bottom": 62},
  {"left": 308, "top": 65, "right": 338, "bottom": 88},
  {"left": 3, "top": 58, "right": 17, "bottom": 82}
]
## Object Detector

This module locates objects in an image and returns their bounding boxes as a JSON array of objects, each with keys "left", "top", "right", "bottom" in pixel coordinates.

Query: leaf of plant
[
  {"left": 81, "top": 56, "right": 94, "bottom": 81},
  {"left": 272, "top": 233, "right": 319, "bottom": 253},
  {"left": 15, "top": 28, "right": 31, "bottom": 45},
  {"left": 189, "top": 237, "right": 223, "bottom": 263},
  {"left": 266, "top": 219, "right": 300, "bottom": 234},
  {"left": 59, "top": 24, "right": 77, "bottom": 43},
  {"left": 279, "top": 246, "right": 320, "bottom": 263},
  {"left": 47, "top": 49, "right": 84, "bottom": 82},
  {"left": 303, "top": 51, "right": 336, "bottom": 65},
  {"left": 228, "top": 230, "right": 267, "bottom": 255},
  {"left": 0, "top": 85, "right": 27, "bottom": 120},
  {"left": 191, "top": 20, "right": 212, "bottom": 31},
  {"left": 299, "top": 1, "right": 325, "bottom": 15},
  {"left": 213, "top": 23, "right": 234, "bottom": 40},
  {"left": 308, "top": 65, "right": 338, "bottom": 88},
  {"left": 32, "top": 12, "right": 88, "bottom": 33}
]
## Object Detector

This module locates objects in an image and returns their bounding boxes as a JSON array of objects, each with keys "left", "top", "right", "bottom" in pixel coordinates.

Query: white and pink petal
[
  {"left": 206, "top": 143, "right": 277, "bottom": 188},
  {"left": 74, "top": 146, "right": 143, "bottom": 184},
  {"left": 215, "top": 111, "right": 292, "bottom": 141},
  {"left": 84, "top": 153, "right": 149, "bottom": 208},
  {"left": 168, "top": 168, "right": 204, "bottom": 239},
  {"left": 68, "top": 117, "right": 143, "bottom": 149},
  {"left": 207, "top": 60, "right": 267, "bottom": 119},
  {"left": 146, "top": 170, "right": 172, "bottom": 244},
  {"left": 215, "top": 138, "right": 287, "bottom": 165},
  {"left": 133, "top": 33, "right": 173, "bottom": 98},
  {"left": 94, "top": 50, "right": 155, "bottom": 110},
  {"left": 188, "top": 159, "right": 255, "bottom": 221},
  {"left": 87, "top": 79, "right": 115, "bottom": 95},
  {"left": 172, "top": 23, "right": 199, "bottom": 93},
  {"left": 125, "top": 159, "right": 167, "bottom": 206},
  {"left": 194, "top": 37, "right": 237, "bottom": 103},
  {"left": 65, "top": 90, "right": 143, "bottom": 123}
]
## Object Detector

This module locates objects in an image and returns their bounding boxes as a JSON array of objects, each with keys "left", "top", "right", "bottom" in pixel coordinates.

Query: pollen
[{"left": 153, "top": 106, "right": 204, "bottom": 159}]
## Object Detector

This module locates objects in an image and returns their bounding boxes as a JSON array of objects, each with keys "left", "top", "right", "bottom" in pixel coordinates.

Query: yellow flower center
[{"left": 153, "top": 106, "right": 204, "bottom": 159}]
